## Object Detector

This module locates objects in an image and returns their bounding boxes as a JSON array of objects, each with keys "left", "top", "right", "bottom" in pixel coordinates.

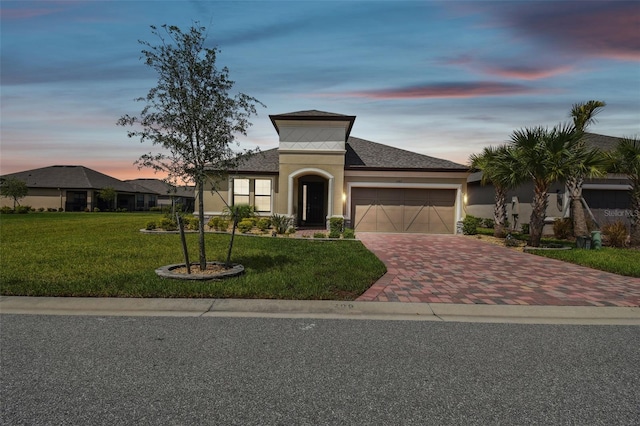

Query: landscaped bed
[{"left": 0, "top": 213, "right": 386, "bottom": 299}]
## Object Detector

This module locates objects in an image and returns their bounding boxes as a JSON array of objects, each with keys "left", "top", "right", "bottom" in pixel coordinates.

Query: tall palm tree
[
  {"left": 509, "top": 124, "right": 583, "bottom": 247},
  {"left": 608, "top": 137, "right": 640, "bottom": 247},
  {"left": 469, "top": 145, "right": 521, "bottom": 237},
  {"left": 567, "top": 100, "right": 607, "bottom": 237}
]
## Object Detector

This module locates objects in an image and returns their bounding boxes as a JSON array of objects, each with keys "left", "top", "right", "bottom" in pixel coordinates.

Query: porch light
[
  {"left": 342, "top": 192, "right": 347, "bottom": 203},
  {"left": 463, "top": 193, "right": 468, "bottom": 204}
]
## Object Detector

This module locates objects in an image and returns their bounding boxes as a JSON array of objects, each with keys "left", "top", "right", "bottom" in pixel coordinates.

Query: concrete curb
[{"left": 1, "top": 296, "right": 639, "bottom": 325}]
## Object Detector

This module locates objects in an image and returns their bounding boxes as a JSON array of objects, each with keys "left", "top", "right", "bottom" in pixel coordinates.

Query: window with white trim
[
  {"left": 232, "top": 178, "right": 272, "bottom": 212},
  {"left": 233, "top": 178, "right": 250, "bottom": 205},
  {"left": 254, "top": 179, "right": 272, "bottom": 212}
]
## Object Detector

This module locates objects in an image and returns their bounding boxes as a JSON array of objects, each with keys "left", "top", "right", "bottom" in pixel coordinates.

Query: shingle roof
[
  {"left": 126, "top": 178, "right": 195, "bottom": 198},
  {"left": 233, "top": 136, "right": 467, "bottom": 173},
  {"left": 1, "top": 165, "right": 144, "bottom": 192},
  {"left": 582, "top": 132, "right": 622, "bottom": 151},
  {"left": 345, "top": 137, "right": 467, "bottom": 170}
]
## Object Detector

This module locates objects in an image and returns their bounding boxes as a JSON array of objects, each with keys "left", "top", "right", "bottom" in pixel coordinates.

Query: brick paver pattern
[{"left": 356, "top": 234, "right": 640, "bottom": 307}]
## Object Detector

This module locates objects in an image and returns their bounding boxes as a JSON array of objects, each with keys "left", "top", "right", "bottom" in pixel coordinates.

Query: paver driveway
[{"left": 357, "top": 233, "right": 640, "bottom": 307}]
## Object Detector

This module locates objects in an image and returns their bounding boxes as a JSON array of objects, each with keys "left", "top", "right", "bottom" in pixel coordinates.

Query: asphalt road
[{"left": 1, "top": 314, "right": 638, "bottom": 425}]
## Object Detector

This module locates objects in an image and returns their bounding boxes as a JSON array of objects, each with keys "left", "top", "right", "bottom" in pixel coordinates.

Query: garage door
[{"left": 351, "top": 188, "right": 456, "bottom": 233}]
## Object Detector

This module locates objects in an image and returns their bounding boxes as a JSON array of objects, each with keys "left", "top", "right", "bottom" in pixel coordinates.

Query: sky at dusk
[{"left": 1, "top": 0, "right": 639, "bottom": 181}]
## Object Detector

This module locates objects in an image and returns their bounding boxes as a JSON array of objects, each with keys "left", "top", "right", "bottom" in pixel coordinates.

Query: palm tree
[
  {"left": 608, "top": 137, "right": 640, "bottom": 247},
  {"left": 509, "top": 124, "right": 583, "bottom": 247},
  {"left": 567, "top": 100, "right": 607, "bottom": 237},
  {"left": 469, "top": 145, "right": 522, "bottom": 237}
]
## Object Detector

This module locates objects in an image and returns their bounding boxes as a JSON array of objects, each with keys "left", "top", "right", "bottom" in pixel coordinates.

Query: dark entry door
[{"left": 298, "top": 180, "right": 325, "bottom": 226}]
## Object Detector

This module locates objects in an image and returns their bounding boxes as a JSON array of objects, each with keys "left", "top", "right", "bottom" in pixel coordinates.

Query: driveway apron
[{"left": 357, "top": 233, "right": 640, "bottom": 307}]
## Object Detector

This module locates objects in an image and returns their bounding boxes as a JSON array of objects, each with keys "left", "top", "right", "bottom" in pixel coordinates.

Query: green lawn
[
  {"left": 477, "top": 227, "right": 640, "bottom": 277},
  {"left": 526, "top": 247, "right": 640, "bottom": 278},
  {"left": 0, "top": 213, "right": 386, "bottom": 299}
]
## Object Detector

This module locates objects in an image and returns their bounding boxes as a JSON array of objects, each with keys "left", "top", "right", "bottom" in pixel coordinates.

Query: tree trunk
[
  {"left": 529, "top": 183, "right": 548, "bottom": 247},
  {"left": 226, "top": 216, "right": 238, "bottom": 268},
  {"left": 567, "top": 174, "right": 588, "bottom": 237},
  {"left": 630, "top": 186, "right": 640, "bottom": 247},
  {"left": 197, "top": 182, "right": 207, "bottom": 270},
  {"left": 494, "top": 187, "right": 507, "bottom": 238}
]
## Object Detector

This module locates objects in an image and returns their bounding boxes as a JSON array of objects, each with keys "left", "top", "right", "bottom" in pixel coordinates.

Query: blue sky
[{"left": 2, "top": 0, "right": 639, "bottom": 180}]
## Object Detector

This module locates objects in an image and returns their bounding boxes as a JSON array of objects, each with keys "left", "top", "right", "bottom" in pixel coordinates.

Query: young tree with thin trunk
[
  {"left": 118, "top": 24, "right": 263, "bottom": 270},
  {"left": 0, "top": 177, "right": 28, "bottom": 209},
  {"left": 608, "top": 137, "right": 640, "bottom": 247}
]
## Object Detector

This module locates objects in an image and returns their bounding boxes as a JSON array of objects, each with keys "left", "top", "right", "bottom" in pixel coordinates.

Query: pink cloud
[
  {"left": 500, "top": 3, "right": 639, "bottom": 61},
  {"left": 481, "top": 65, "right": 574, "bottom": 81},
  {"left": 338, "top": 82, "right": 544, "bottom": 100},
  {"left": 0, "top": 8, "right": 58, "bottom": 19}
]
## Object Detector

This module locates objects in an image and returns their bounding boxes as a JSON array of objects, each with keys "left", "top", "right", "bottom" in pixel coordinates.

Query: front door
[{"left": 299, "top": 180, "right": 326, "bottom": 226}]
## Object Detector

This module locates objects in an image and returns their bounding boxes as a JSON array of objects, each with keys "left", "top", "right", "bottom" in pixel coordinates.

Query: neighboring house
[
  {"left": 200, "top": 110, "right": 469, "bottom": 234},
  {"left": 0, "top": 165, "right": 159, "bottom": 211},
  {"left": 466, "top": 132, "right": 632, "bottom": 230},
  {"left": 126, "top": 178, "right": 195, "bottom": 212}
]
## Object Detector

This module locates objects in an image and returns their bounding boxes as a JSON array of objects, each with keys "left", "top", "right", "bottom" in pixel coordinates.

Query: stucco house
[
  {"left": 199, "top": 110, "right": 469, "bottom": 234},
  {"left": 126, "top": 178, "right": 195, "bottom": 212},
  {"left": 0, "top": 165, "right": 159, "bottom": 211},
  {"left": 466, "top": 132, "right": 633, "bottom": 231}
]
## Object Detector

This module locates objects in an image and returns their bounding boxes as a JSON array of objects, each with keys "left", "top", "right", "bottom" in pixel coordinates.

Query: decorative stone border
[{"left": 155, "top": 262, "right": 244, "bottom": 281}]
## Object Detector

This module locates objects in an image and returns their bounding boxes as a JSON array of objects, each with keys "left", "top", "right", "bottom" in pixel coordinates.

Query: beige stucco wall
[
  {"left": 199, "top": 174, "right": 280, "bottom": 217},
  {"left": 0, "top": 188, "right": 94, "bottom": 211},
  {"left": 278, "top": 151, "right": 345, "bottom": 218}
]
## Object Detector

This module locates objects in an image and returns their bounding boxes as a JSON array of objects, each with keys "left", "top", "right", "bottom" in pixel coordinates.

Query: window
[
  {"left": 232, "top": 178, "right": 272, "bottom": 212},
  {"left": 136, "top": 194, "right": 145, "bottom": 209},
  {"left": 233, "top": 178, "right": 250, "bottom": 205},
  {"left": 254, "top": 179, "right": 272, "bottom": 212}
]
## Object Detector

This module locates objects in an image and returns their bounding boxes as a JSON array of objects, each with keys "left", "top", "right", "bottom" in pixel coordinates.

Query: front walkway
[{"left": 357, "top": 233, "right": 640, "bottom": 307}]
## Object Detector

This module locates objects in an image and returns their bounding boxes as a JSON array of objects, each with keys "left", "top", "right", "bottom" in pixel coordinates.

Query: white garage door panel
[{"left": 352, "top": 188, "right": 455, "bottom": 234}]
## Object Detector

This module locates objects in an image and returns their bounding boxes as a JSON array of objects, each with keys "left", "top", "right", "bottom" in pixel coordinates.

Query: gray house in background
[
  {"left": 1, "top": 165, "right": 161, "bottom": 211},
  {"left": 466, "top": 132, "right": 632, "bottom": 231},
  {"left": 126, "top": 178, "right": 195, "bottom": 212}
]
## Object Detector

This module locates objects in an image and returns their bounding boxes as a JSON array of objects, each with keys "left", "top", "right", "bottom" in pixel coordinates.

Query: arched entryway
[{"left": 288, "top": 168, "right": 334, "bottom": 228}]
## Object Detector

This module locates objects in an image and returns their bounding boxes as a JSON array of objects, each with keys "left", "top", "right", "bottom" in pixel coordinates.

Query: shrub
[
  {"left": 0, "top": 206, "right": 13, "bottom": 214},
  {"left": 58, "top": 208, "right": 64, "bottom": 212},
  {"left": 329, "top": 217, "right": 344, "bottom": 233},
  {"left": 343, "top": 228, "right": 355, "bottom": 239},
  {"left": 208, "top": 216, "right": 221, "bottom": 230},
  {"left": 15, "top": 205, "right": 31, "bottom": 214},
  {"left": 462, "top": 215, "right": 481, "bottom": 235},
  {"left": 481, "top": 218, "right": 495, "bottom": 229},
  {"left": 158, "top": 217, "right": 177, "bottom": 231},
  {"left": 38, "top": 207, "right": 45, "bottom": 212},
  {"left": 602, "top": 220, "right": 628, "bottom": 248},
  {"left": 93, "top": 207, "right": 100, "bottom": 213},
  {"left": 521, "top": 223, "right": 530, "bottom": 234},
  {"left": 186, "top": 217, "right": 199, "bottom": 231},
  {"left": 237, "top": 218, "right": 254, "bottom": 233},
  {"left": 256, "top": 217, "right": 271, "bottom": 232},
  {"left": 313, "top": 232, "right": 326, "bottom": 239},
  {"left": 553, "top": 218, "right": 573, "bottom": 240},
  {"left": 271, "top": 214, "right": 294, "bottom": 234},
  {"left": 328, "top": 230, "right": 341, "bottom": 239},
  {"left": 145, "top": 221, "right": 157, "bottom": 230}
]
